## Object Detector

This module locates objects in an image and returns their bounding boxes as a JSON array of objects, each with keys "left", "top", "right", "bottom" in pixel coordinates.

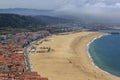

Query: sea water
[{"left": 88, "top": 34, "right": 120, "bottom": 77}]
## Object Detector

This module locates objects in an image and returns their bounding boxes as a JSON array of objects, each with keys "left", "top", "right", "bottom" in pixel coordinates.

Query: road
[
  {"left": 23, "top": 37, "right": 48, "bottom": 71},
  {"left": 23, "top": 44, "right": 32, "bottom": 71}
]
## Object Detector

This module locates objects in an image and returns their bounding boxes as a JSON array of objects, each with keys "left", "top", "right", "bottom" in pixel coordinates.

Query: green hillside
[{"left": 0, "top": 14, "right": 72, "bottom": 34}]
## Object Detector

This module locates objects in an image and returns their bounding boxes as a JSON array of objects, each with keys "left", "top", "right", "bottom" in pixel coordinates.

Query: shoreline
[
  {"left": 87, "top": 34, "right": 120, "bottom": 78},
  {"left": 87, "top": 34, "right": 117, "bottom": 77},
  {"left": 30, "top": 31, "right": 120, "bottom": 80}
]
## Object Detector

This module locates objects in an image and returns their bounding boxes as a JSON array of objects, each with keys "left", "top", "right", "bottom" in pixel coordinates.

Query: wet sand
[{"left": 30, "top": 31, "right": 120, "bottom": 80}]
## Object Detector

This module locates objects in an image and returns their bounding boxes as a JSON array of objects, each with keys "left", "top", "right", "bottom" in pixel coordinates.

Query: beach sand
[{"left": 29, "top": 31, "right": 120, "bottom": 80}]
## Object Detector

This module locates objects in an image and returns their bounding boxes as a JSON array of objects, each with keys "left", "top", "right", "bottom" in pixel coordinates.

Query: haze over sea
[{"left": 89, "top": 34, "right": 120, "bottom": 77}]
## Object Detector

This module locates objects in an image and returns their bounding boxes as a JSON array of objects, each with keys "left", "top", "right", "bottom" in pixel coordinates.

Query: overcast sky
[
  {"left": 1, "top": 0, "right": 120, "bottom": 23},
  {"left": 0, "top": 0, "right": 65, "bottom": 9},
  {"left": 1, "top": 0, "right": 120, "bottom": 9}
]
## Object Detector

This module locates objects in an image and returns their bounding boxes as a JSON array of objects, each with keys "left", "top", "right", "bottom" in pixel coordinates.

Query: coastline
[
  {"left": 87, "top": 34, "right": 114, "bottom": 76},
  {"left": 87, "top": 34, "right": 120, "bottom": 78},
  {"left": 30, "top": 31, "right": 120, "bottom": 80}
]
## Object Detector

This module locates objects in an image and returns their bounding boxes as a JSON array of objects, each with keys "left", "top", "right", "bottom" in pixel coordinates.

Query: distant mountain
[
  {"left": 0, "top": 14, "right": 32, "bottom": 28},
  {"left": 32, "top": 15, "right": 72, "bottom": 24},
  {"left": 0, "top": 13, "right": 73, "bottom": 34},
  {"left": 1, "top": 8, "right": 120, "bottom": 25},
  {"left": 0, "top": 8, "right": 54, "bottom": 16},
  {"left": 0, "top": 14, "right": 72, "bottom": 28},
  {"left": 0, "top": 8, "right": 77, "bottom": 22}
]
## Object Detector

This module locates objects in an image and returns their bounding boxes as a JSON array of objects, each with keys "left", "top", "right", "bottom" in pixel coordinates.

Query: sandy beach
[{"left": 29, "top": 31, "right": 120, "bottom": 80}]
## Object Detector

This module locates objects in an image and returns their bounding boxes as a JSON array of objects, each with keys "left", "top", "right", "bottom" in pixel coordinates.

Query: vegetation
[{"left": 0, "top": 14, "right": 72, "bottom": 35}]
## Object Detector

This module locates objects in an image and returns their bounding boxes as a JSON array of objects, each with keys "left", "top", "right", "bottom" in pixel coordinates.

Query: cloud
[
  {"left": 55, "top": 0, "right": 120, "bottom": 15},
  {"left": 0, "top": 0, "right": 65, "bottom": 9},
  {"left": 85, "top": 2, "right": 120, "bottom": 8},
  {"left": 1, "top": 0, "right": 120, "bottom": 24},
  {"left": 115, "top": 3, "right": 120, "bottom": 8},
  {"left": 1, "top": 0, "right": 120, "bottom": 9},
  {"left": 54, "top": 0, "right": 120, "bottom": 24}
]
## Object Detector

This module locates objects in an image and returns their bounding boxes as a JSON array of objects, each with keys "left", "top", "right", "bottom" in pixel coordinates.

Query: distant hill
[
  {"left": 0, "top": 8, "right": 81, "bottom": 23},
  {"left": 0, "top": 8, "right": 54, "bottom": 16},
  {"left": 32, "top": 15, "right": 72, "bottom": 24},
  {"left": 0, "top": 14, "right": 41, "bottom": 29},
  {"left": 1, "top": 8, "right": 120, "bottom": 25},
  {"left": 0, "top": 13, "right": 73, "bottom": 34},
  {"left": 0, "top": 13, "right": 73, "bottom": 29},
  {"left": 0, "top": 14, "right": 72, "bottom": 27}
]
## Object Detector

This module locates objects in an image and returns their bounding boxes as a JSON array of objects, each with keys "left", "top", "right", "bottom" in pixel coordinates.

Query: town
[{"left": 0, "top": 30, "right": 50, "bottom": 80}]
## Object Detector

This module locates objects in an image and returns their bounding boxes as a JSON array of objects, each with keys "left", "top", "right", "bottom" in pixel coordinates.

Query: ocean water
[{"left": 88, "top": 34, "right": 120, "bottom": 77}]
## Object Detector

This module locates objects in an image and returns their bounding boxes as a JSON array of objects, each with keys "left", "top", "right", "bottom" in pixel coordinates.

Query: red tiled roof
[{"left": 0, "top": 31, "right": 49, "bottom": 80}]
